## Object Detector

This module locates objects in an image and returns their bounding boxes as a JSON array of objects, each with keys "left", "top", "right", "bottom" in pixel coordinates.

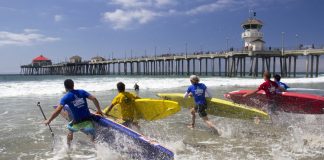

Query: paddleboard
[
  {"left": 103, "top": 99, "right": 180, "bottom": 121},
  {"left": 53, "top": 105, "right": 174, "bottom": 160},
  {"left": 225, "top": 90, "right": 324, "bottom": 114},
  {"left": 287, "top": 88, "right": 324, "bottom": 96},
  {"left": 156, "top": 93, "right": 269, "bottom": 120}
]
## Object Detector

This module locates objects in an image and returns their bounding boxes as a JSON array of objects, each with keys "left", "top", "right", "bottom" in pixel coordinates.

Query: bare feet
[
  {"left": 254, "top": 116, "right": 260, "bottom": 124},
  {"left": 211, "top": 127, "right": 220, "bottom": 136},
  {"left": 187, "top": 124, "right": 194, "bottom": 129}
]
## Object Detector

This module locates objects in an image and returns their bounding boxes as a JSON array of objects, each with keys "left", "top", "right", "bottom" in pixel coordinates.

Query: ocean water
[{"left": 0, "top": 74, "right": 324, "bottom": 160}]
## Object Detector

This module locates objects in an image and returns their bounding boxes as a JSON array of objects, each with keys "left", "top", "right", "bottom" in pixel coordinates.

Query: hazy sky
[{"left": 0, "top": 0, "right": 324, "bottom": 73}]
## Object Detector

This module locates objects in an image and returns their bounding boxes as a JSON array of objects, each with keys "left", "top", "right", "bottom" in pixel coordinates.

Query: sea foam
[{"left": 0, "top": 76, "right": 324, "bottom": 97}]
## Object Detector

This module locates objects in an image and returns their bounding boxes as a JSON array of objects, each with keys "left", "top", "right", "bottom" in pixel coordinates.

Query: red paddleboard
[{"left": 224, "top": 90, "right": 324, "bottom": 114}]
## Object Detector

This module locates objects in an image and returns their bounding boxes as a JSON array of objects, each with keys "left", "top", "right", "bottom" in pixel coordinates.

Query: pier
[{"left": 20, "top": 49, "right": 323, "bottom": 78}]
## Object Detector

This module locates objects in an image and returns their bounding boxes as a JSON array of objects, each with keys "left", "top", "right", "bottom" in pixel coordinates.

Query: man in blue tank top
[
  {"left": 184, "top": 75, "right": 219, "bottom": 135},
  {"left": 44, "top": 79, "right": 103, "bottom": 147}
]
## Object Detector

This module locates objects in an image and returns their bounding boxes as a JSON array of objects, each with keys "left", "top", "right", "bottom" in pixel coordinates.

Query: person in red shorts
[{"left": 243, "top": 71, "right": 285, "bottom": 116}]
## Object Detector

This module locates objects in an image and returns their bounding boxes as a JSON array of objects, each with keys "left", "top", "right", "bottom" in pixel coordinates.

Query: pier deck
[{"left": 20, "top": 49, "right": 324, "bottom": 77}]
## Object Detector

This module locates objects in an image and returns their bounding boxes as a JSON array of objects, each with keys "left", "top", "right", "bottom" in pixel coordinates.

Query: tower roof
[
  {"left": 70, "top": 55, "right": 82, "bottom": 59},
  {"left": 33, "top": 55, "right": 50, "bottom": 61},
  {"left": 252, "top": 39, "right": 265, "bottom": 43},
  {"left": 242, "top": 18, "right": 263, "bottom": 26}
]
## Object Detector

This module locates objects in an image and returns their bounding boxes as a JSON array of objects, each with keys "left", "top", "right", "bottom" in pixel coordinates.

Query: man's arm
[
  {"left": 184, "top": 92, "right": 189, "bottom": 98},
  {"left": 243, "top": 89, "right": 259, "bottom": 98},
  {"left": 132, "top": 93, "right": 140, "bottom": 99},
  {"left": 88, "top": 95, "right": 103, "bottom": 115},
  {"left": 44, "top": 105, "right": 63, "bottom": 125},
  {"left": 284, "top": 83, "right": 289, "bottom": 89},
  {"left": 278, "top": 86, "right": 286, "bottom": 92},
  {"left": 205, "top": 88, "right": 213, "bottom": 98},
  {"left": 104, "top": 103, "right": 116, "bottom": 115}
]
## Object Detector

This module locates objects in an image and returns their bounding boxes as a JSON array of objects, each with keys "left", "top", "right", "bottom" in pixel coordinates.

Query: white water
[
  {"left": 1, "top": 75, "right": 324, "bottom": 159},
  {"left": 1, "top": 76, "right": 324, "bottom": 98}
]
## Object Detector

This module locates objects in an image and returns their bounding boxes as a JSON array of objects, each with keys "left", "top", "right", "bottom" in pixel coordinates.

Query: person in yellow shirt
[{"left": 105, "top": 82, "right": 140, "bottom": 129}]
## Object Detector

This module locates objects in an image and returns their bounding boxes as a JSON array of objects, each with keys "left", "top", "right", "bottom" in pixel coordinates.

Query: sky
[{"left": 0, "top": 0, "right": 324, "bottom": 73}]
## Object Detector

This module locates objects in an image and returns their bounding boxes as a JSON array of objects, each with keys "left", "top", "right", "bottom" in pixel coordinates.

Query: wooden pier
[{"left": 21, "top": 49, "right": 324, "bottom": 78}]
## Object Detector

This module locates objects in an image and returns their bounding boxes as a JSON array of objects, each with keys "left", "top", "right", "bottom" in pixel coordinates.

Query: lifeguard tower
[{"left": 242, "top": 11, "right": 265, "bottom": 51}]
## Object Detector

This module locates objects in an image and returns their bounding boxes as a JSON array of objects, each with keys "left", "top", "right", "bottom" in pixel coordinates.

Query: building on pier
[
  {"left": 32, "top": 55, "right": 52, "bottom": 66},
  {"left": 242, "top": 12, "right": 265, "bottom": 51},
  {"left": 91, "top": 56, "right": 105, "bottom": 63},
  {"left": 70, "top": 55, "right": 82, "bottom": 63}
]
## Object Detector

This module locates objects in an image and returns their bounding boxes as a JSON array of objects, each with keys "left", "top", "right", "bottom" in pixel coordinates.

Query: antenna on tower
[
  {"left": 249, "top": 9, "right": 253, "bottom": 19},
  {"left": 249, "top": 9, "right": 256, "bottom": 19}
]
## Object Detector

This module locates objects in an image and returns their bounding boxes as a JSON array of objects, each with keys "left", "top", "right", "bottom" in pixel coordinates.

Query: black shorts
[{"left": 194, "top": 104, "right": 208, "bottom": 117}]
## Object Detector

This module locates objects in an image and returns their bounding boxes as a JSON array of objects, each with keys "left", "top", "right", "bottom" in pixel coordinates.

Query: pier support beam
[
  {"left": 254, "top": 57, "right": 259, "bottom": 77},
  {"left": 205, "top": 58, "right": 208, "bottom": 76},
  {"left": 186, "top": 59, "right": 190, "bottom": 75},
  {"left": 273, "top": 57, "right": 276, "bottom": 76},
  {"left": 243, "top": 57, "right": 246, "bottom": 76},
  {"left": 181, "top": 59, "right": 184, "bottom": 75},
  {"left": 288, "top": 56, "right": 292, "bottom": 77},
  {"left": 193, "top": 59, "right": 196, "bottom": 74},
  {"left": 218, "top": 58, "right": 221, "bottom": 76},
  {"left": 199, "top": 59, "right": 202, "bottom": 76},
  {"left": 225, "top": 58, "right": 228, "bottom": 77},
  {"left": 293, "top": 56, "right": 297, "bottom": 77},
  {"left": 212, "top": 58, "right": 215, "bottom": 76},
  {"left": 280, "top": 57, "right": 283, "bottom": 77},
  {"left": 316, "top": 55, "right": 320, "bottom": 77},
  {"left": 240, "top": 57, "right": 243, "bottom": 77},
  {"left": 311, "top": 55, "right": 314, "bottom": 78},
  {"left": 306, "top": 55, "right": 310, "bottom": 78},
  {"left": 261, "top": 58, "right": 265, "bottom": 74}
]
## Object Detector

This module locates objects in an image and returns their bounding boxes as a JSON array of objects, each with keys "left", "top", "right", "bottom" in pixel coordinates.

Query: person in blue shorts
[
  {"left": 184, "top": 75, "right": 219, "bottom": 134},
  {"left": 44, "top": 79, "right": 103, "bottom": 147},
  {"left": 274, "top": 74, "right": 289, "bottom": 90}
]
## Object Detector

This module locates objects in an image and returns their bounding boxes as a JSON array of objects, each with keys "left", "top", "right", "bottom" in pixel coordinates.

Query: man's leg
[
  {"left": 188, "top": 108, "right": 196, "bottom": 128},
  {"left": 201, "top": 116, "right": 219, "bottom": 135},
  {"left": 267, "top": 101, "right": 278, "bottom": 123},
  {"left": 131, "top": 121, "right": 141, "bottom": 132},
  {"left": 88, "top": 133, "right": 95, "bottom": 143},
  {"left": 67, "top": 131, "right": 73, "bottom": 147}
]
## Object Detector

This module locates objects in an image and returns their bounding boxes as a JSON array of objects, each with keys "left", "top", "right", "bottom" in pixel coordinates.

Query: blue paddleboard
[{"left": 53, "top": 105, "right": 174, "bottom": 160}]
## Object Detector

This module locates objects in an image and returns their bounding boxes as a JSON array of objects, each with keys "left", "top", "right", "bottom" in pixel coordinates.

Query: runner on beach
[
  {"left": 184, "top": 75, "right": 219, "bottom": 135},
  {"left": 104, "top": 82, "right": 140, "bottom": 130},
  {"left": 44, "top": 79, "right": 103, "bottom": 147}
]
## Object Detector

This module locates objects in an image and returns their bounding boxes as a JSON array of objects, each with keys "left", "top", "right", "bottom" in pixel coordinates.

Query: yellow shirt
[{"left": 112, "top": 92, "right": 137, "bottom": 121}]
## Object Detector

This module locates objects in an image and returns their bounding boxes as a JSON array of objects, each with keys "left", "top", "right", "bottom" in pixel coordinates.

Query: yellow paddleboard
[
  {"left": 156, "top": 93, "right": 269, "bottom": 120},
  {"left": 103, "top": 98, "right": 181, "bottom": 121}
]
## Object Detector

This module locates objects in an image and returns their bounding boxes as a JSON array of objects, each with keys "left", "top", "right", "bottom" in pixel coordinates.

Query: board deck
[
  {"left": 103, "top": 99, "right": 180, "bottom": 121},
  {"left": 287, "top": 88, "right": 324, "bottom": 96},
  {"left": 53, "top": 105, "right": 174, "bottom": 160},
  {"left": 156, "top": 93, "right": 269, "bottom": 120},
  {"left": 225, "top": 90, "right": 324, "bottom": 114}
]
